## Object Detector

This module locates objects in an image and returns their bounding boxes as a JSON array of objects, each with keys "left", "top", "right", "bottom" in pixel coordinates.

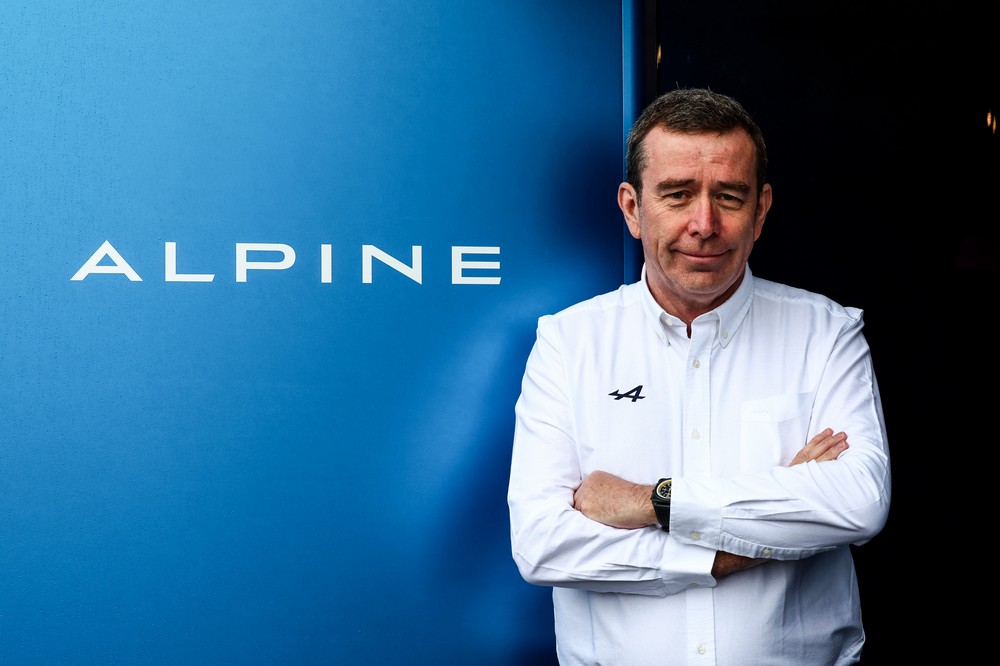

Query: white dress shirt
[{"left": 508, "top": 265, "right": 891, "bottom": 666}]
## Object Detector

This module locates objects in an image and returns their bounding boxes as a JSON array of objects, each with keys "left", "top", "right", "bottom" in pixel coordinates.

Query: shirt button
[
  {"left": 697, "top": 644, "right": 707, "bottom": 655},
  {"left": 692, "top": 359, "right": 700, "bottom": 368},
  {"left": 721, "top": 329, "right": 729, "bottom": 339},
  {"left": 691, "top": 430, "right": 701, "bottom": 440},
  {"left": 690, "top": 532, "right": 701, "bottom": 541},
  {"left": 762, "top": 548, "right": 773, "bottom": 556}
]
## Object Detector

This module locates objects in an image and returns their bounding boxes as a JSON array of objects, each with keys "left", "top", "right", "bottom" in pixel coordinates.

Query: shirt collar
[{"left": 638, "top": 264, "right": 755, "bottom": 348}]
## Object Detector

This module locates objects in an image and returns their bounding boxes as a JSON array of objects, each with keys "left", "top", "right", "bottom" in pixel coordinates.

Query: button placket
[{"left": 684, "top": 322, "right": 713, "bottom": 477}]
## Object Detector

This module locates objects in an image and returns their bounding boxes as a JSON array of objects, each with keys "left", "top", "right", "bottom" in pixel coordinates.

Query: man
[{"left": 507, "top": 88, "right": 890, "bottom": 665}]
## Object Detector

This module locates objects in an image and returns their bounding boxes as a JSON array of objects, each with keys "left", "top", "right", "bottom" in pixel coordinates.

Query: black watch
[{"left": 651, "top": 478, "right": 672, "bottom": 532}]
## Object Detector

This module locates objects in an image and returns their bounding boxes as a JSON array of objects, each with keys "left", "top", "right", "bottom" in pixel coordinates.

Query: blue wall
[{"left": 0, "top": 2, "right": 632, "bottom": 663}]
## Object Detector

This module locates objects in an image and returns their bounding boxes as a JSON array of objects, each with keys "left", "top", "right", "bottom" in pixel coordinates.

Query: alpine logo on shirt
[{"left": 608, "top": 385, "right": 646, "bottom": 402}]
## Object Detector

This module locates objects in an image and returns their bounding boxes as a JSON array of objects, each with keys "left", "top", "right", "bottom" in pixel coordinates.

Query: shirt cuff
[
  {"left": 669, "top": 476, "right": 724, "bottom": 550},
  {"left": 657, "top": 535, "right": 718, "bottom": 593}
]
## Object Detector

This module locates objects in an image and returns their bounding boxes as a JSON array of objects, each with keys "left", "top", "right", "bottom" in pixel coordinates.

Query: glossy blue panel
[{"left": 0, "top": 1, "right": 628, "bottom": 663}]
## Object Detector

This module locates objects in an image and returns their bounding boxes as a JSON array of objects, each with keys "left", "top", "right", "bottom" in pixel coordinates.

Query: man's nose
[{"left": 687, "top": 196, "right": 718, "bottom": 236}]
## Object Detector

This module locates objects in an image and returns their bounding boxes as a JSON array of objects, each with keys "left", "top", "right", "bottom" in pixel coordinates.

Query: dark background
[{"left": 648, "top": 2, "right": 998, "bottom": 663}]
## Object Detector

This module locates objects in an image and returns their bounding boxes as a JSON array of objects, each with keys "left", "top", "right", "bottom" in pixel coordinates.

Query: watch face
[{"left": 656, "top": 479, "right": 672, "bottom": 500}]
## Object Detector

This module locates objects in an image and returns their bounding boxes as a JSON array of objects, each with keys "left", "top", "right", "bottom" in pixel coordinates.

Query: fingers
[{"left": 789, "top": 428, "right": 848, "bottom": 466}]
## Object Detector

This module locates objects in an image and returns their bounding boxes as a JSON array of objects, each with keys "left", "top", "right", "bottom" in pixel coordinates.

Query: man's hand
[
  {"left": 572, "top": 470, "right": 655, "bottom": 529},
  {"left": 789, "top": 427, "right": 847, "bottom": 466},
  {"left": 712, "top": 551, "right": 767, "bottom": 578}
]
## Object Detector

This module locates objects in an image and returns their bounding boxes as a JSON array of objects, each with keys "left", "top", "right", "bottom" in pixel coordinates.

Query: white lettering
[
  {"left": 236, "top": 243, "right": 296, "bottom": 282},
  {"left": 362, "top": 245, "right": 422, "bottom": 284},
  {"left": 70, "top": 242, "right": 501, "bottom": 285},
  {"left": 165, "top": 242, "right": 215, "bottom": 282},
  {"left": 321, "top": 244, "right": 332, "bottom": 283},
  {"left": 452, "top": 246, "right": 501, "bottom": 285},
  {"left": 71, "top": 240, "right": 142, "bottom": 281}
]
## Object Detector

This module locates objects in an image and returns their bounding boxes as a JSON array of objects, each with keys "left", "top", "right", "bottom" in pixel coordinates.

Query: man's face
[{"left": 618, "top": 126, "right": 771, "bottom": 320}]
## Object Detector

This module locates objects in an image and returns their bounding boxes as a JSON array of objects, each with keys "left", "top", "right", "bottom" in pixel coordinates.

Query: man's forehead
[
  {"left": 642, "top": 128, "right": 756, "bottom": 178},
  {"left": 644, "top": 125, "right": 753, "bottom": 153}
]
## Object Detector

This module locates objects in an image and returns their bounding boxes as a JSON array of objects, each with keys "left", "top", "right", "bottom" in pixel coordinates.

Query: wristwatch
[{"left": 651, "top": 478, "right": 672, "bottom": 532}]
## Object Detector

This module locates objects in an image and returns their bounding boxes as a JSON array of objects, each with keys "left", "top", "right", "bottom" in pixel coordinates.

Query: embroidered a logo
[{"left": 608, "top": 385, "right": 645, "bottom": 402}]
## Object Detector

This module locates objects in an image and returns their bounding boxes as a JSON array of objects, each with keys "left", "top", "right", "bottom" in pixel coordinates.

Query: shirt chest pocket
[{"left": 739, "top": 392, "right": 814, "bottom": 472}]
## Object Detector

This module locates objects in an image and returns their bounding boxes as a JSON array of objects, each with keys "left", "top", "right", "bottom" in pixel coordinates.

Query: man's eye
[{"left": 718, "top": 193, "right": 745, "bottom": 207}]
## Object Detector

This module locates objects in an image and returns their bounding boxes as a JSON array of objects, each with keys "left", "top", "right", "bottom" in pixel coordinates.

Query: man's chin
[{"left": 678, "top": 271, "right": 740, "bottom": 298}]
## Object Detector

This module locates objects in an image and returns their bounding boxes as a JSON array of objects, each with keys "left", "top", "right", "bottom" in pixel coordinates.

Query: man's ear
[
  {"left": 618, "top": 182, "right": 642, "bottom": 240},
  {"left": 753, "top": 183, "right": 773, "bottom": 241}
]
